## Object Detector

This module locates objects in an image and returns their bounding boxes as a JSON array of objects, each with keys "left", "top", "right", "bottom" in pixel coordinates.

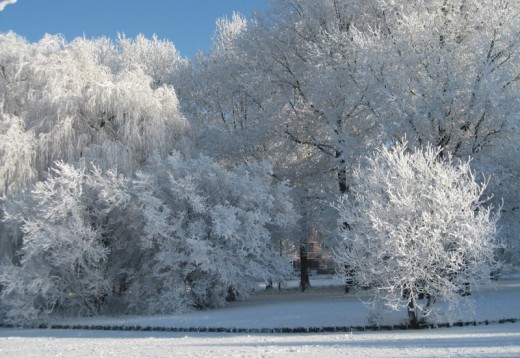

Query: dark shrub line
[{"left": 0, "top": 318, "right": 518, "bottom": 333}]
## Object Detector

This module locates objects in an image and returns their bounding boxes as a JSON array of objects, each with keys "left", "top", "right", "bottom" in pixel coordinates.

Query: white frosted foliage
[
  {"left": 0, "top": 33, "right": 188, "bottom": 187},
  {"left": 334, "top": 140, "right": 502, "bottom": 325},
  {"left": 0, "top": 113, "right": 36, "bottom": 195},
  {"left": 1, "top": 162, "right": 110, "bottom": 323},
  {"left": 126, "top": 154, "right": 297, "bottom": 313}
]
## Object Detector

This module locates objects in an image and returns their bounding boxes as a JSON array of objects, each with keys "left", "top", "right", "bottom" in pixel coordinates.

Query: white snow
[{"left": 1, "top": 275, "right": 520, "bottom": 357}]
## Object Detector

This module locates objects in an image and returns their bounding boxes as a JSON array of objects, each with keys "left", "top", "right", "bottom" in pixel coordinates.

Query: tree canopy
[{"left": 334, "top": 140, "right": 502, "bottom": 325}]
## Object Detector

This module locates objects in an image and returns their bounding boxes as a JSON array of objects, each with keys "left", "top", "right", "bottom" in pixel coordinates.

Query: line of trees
[
  {"left": 1, "top": 0, "right": 518, "bottom": 325},
  {"left": 0, "top": 33, "right": 297, "bottom": 323},
  {"left": 178, "top": 0, "right": 520, "bottom": 254}
]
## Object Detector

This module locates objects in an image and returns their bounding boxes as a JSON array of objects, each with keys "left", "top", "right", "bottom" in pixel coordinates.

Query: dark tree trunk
[
  {"left": 336, "top": 153, "right": 349, "bottom": 194},
  {"left": 300, "top": 244, "right": 310, "bottom": 292},
  {"left": 338, "top": 167, "right": 349, "bottom": 194},
  {"left": 226, "top": 286, "right": 237, "bottom": 302},
  {"left": 407, "top": 297, "right": 419, "bottom": 327},
  {"left": 344, "top": 264, "right": 354, "bottom": 293}
]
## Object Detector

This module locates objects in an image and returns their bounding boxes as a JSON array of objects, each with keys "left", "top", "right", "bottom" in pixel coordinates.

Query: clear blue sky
[{"left": 0, "top": 0, "right": 267, "bottom": 58}]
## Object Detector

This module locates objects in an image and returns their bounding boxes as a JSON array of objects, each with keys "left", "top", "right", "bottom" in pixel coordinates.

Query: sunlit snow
[{"left": 1, "top": 275, "right": 519, "bottom": 357}]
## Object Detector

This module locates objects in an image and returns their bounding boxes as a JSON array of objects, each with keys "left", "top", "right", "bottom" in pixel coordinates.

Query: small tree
[{"left": 334, "top": 140, "right": 502, "bottom": 326}]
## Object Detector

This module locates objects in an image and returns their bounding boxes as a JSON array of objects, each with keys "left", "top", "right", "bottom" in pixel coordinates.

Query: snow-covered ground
[
  {"left": 1, "top": 275, "right": 520, "bottom": 357},
  {"left": 1, "top": 324, "right": 520, "bottom": 358}
]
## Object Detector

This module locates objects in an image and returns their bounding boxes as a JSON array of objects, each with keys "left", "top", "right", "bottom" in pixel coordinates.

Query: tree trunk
[
  {"left": 300, "top": 244, "right": 310, "bottom": 292},
  {"left": 407, "top": 297, "right": 419, "bottom": 327},
  {"left": 336, "top": 153, "right": 349, "bottom": 194},
  {"left": 344, "top": 264, "right": 354, "bottom": 293}
]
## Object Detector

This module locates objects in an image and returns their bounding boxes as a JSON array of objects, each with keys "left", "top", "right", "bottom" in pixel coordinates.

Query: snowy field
[
  {"left": 1, "top": 324, "right": 520, "bottom": 358},
  {"left": 1, "top": 275, "right": 520, "bottom": 357}
]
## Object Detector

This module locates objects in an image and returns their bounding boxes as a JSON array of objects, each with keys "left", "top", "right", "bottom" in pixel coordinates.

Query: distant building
[{"left": 291, "top": 230, "right": 335, "bottom": 274}]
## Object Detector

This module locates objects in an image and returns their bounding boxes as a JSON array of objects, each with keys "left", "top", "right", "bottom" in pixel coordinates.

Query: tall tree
[
  {"left": 0, "top": 33, "right": 189, "bottom": 188},
  {"left": 179, "top": 0, "right": 520, "bottom": 262}
]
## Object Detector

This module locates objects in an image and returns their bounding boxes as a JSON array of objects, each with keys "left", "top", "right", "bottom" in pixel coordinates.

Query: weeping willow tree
[{"left": 0, "top": 32, "right": 189, "bottom": 195}]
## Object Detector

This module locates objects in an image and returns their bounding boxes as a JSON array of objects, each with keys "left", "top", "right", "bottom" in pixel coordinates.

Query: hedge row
[{"left": 1, "top": 318, "right": 518, "bottom": 333}]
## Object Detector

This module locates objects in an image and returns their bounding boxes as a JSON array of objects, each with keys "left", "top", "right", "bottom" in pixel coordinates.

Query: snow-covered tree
[
  {"left": 0, "top": 32, "right": 189, "bottom": 186},
  {"left": 0, "top": 162, "right": 110, "bottom": 323},
  {"left": 0, "top": 33, "right": 190, "bottom": 271},
  {"left": 1, "top": 153, "right": 297, "bottom": 322},
  {"left": 115, "top": 34, "right": 188, "bottom": 88},
  {"left": 179, "top": 0, "right": 520, "bottom": 263},
  {"left": 118, "top": 153, "right": 297, "bottom": 313},
  {"left": 178, "top": 9, "right": 341, "bottom": 273},
  {"left": 179, "top": 12, "right": 277, "bottom": 165},
  {"left": 0, "top": 113, "right": 36, "bottom": 196},
  {"left": 334, "top": 140, "right": 502, "bottom": 326},
  {"left": 0, "top": 28, "right": 299, "bottom": 322}
]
